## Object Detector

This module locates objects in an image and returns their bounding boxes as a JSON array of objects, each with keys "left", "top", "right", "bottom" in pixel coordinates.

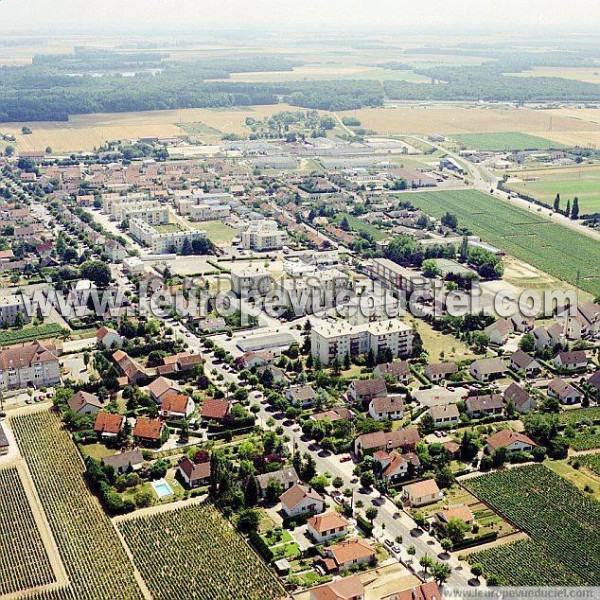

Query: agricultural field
[
  {"left": 194, "top": 220, "right": 238, "bottom": 245},
  {"left": 504, "top": 165, "right": 600, "bottom": 215},
  {"left": 336, "top": 106, "right": 600, "bottom": 144},
  {"left": 579, "top": 453, "right": 600, "bottom": 477},
  {"left": 11, "top": 410, "right": 145, "bottom": 600},
  {"left": 544, "top": 458, "right": 600, "bottom": 502},
  {"left": 118, "top": 503, "right": 285, "bottom": 600},
  {"left": 450, "top": 132, "right": 564, "bottom": 151},
  {"left": 566, "top": 427, "right": 600, "bottom": 451},
  {"left": 406, "top": 189, "right": 600, "bottom": 296},
  {"left": 464, "top": 464, "right": 600, "bottom": 585},
  {"left": 559, "top": 406, "right": 600, "bottom": 425},
  {"left": 0, "top": 323, "right": 67, "bottom": 347},
  {"left": 506, "top": 67, "right": 600, "bottom": 85},
  {"left": 334, "top": 212, "right": 388, "bottom": 241},
  {"left": 470, "top": 539, "right": 585, "bottom": 586},
  {"left": 0, "top": 466, "right": 56, "bottom": 596}
]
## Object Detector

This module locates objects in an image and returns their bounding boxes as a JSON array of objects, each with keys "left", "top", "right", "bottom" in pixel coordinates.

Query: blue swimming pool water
[{"left": 152, "top": 479, "right": 174, "bottom": 498}]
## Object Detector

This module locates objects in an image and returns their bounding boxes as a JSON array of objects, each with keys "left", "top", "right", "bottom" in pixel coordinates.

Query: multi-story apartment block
[
  {"left": 241, "top": 220, "right": 286, "bottom": 250},
  {"left": 311, "top": 318, "right": 413, "bottom": 366},
  {"left": 0, "top": 341, "right": 61, "bottom": 391},
  {"left": 129, "top": 218, "right": 206, "bottom": 254},
  {"left": 0, "top": 294, "right": 30, "bottom": 326},
  {"left": 230, "top": 264, "right": 272, "bottom": 297}
]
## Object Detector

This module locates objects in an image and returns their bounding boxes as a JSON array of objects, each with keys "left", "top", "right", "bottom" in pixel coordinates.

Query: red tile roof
[
  {"left": 201, "top": 399, "right": 230, "bottom": 420},
  {"left": 94, "top": 412, "right": 124, "bottom": 435},
  {"left": 133, "top": 417, "right": 163, "bottom": 440}
]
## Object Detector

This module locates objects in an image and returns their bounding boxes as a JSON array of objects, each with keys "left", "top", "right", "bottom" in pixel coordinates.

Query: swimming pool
[{"left": 152, "top": 479, "right": 174, "bottom": 498}]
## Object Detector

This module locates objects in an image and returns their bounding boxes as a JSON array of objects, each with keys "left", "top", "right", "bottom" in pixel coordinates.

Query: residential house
[
  {"left": 311, "top": 407, "right": 354, "bottom": 423},
  {"left": 374, "top": 360, "right": 410, "bottom": 384},
  {"left": 375, "top": 451, "right": 420, "bottom": 483},
  {"left": 442, "top": 440, "right": 461, "bottom": 459},
  {"left": 510, "top": 314, "right": 534, "bottom": 333},
  {"left": 160, "top": 394, "right": 195, "bottom": 420},
  {"left": 112, "top": 350, "right": 148, "bottom": 385},
  {"left": 235, "top": 350, "right": 275, "bottom": 370},
  {"left": 428, "top": 404, "right": 460, "bottom": 428},
  {"left": 465, "top": 394, "right": 504, "bottom": 418},
  {"left": 256, "top": 467, "right": 299, "bottom": 497},
  {"left": 93, "top": 411, "right": 125, "bottom": 438},
  {"left": 147, "top": 376, "right": 181, "bottom": 404},
  {"left": 424, "top": 362, "right": 458, "bottom": 383},
  {"left": 532, "top": 324, "right": 564, "bottom": 351},
  {"left": 403, "top": 479, "right": 443, "bottom": 507},
  {"left": 589, "top": 370, "right": 600, "bottom": 398},
  {"left": 355, "top": 427, "right": 420, "bottom": 456},
  {"left": 307, "top": 512, "right": 349, "bottom": 544},
  {"left": 368, "top": 396, "right": 404, "bottom": 421},
  {"left": 485, "top": 430, "right": 537, "bottom": 454},
  {"left": 286, "top": 384, "right": 317, "bottom": 408},
  {"left": 177, "top": 456, "right": 211, "bottom": 489},
  {"left": 435, "top": 505, "right": 474, "bottom": 526},
  {"left": 96, "top": 326, "right": 123, "bottom": 349},
  {"left": 310, "top": 575, "right": 365, "bottom": 600},
  {"left": 548, "top": 378, "right": 583, "bottom": 405},
  {"left": 347, "top": 378, "right": 387, "bottom": 407},
  {"left": 68, "top": 391, "right": 103, "bottom": 415},
  {"left": 324, "top": 538, "right": 376, "bottom": 572},
  {"left": 388, "top": 582, "right": 441, "bottom": 600},
  {"left": 553, "top": 350, "right": 587, "bottom": 371},
  {"left": 101, "top": 450, "right": 143, "bottom": 474},
  {"left": 484, "top": 318, "right": 513, "bottom": 345},
  {"left": 280, "top": 484, "right": 325, "bottom": 518},
  {"left": 200, "top": 399, "right": 231, "bottom": 422},
  {"left": 503, "top": 382, "right": 536, "bottom": 413},
  {"left": 132, "top": 417, "right": 165, "bottom": 446},
  {"left": 510, "top": 350, "right": 541, "bottom": 377},
  {"left": 470, "top": 358, "right": 506, "bottom": 382}
]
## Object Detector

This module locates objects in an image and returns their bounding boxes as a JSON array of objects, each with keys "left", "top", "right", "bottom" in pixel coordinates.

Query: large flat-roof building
[
  {"left": 311, "top": 318, "right": 413, "bottom": 366},
  {"left": 241, "top": 220, "right": 286, "bottom": 250},
  {"left": 0, "top": 294, "right": 30, "bottom": 326},
  {"left": 129, "top": 218, "right": 206, "bottom": 254}
]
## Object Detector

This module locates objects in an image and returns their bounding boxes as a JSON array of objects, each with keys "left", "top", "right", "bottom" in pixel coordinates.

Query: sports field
[
  {"left": 405, "top": 189, "right": 600, "bottom": 296},
  {"left": 193, "top": 220, "right": 237, "bottom": 245},
  {"left": 505, "top": 165, "right": 600, "bottom": 215},
  {"left": 451, "top": 132, "right": 564, "bottom": 151}
]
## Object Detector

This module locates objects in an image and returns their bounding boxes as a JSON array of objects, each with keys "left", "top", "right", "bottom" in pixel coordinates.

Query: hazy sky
[{"left": 2, "top": 0, "right": 599, "bottom": 32}]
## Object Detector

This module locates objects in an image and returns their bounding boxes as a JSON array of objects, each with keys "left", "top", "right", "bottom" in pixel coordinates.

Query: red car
[{"left": 340, "top": 455, "right": 352, "bottom": 463}]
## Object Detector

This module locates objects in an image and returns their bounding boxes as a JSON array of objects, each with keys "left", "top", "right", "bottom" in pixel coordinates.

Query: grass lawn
[
  {"left": 407, "top": 316, "right": 476, "bottom": 362},
  {"left": 80, "top": 442, "right": 114, "bottom": 461},
  {"left": 543, "top": 458, "right": 600, "bottom": 502},
  {"left": 193, "top": 220, "right": 237, "bottom": 245},
  {"left": 406, "top": 189, "right": 600, "bottom": 297},
  {"left": 334, "top": 213, "right": 388, "bottom": 241},
  {"left": 261, "top": 529, "right": 293, "bottom": 547},
  {"left": 505, "top": 165, "right": 600, "bottom": 215},
  {"left": 451, "top": 132, "right": 565, "bottom": 152},
  {"left": 154, "top": 223, "right": 183, "bottom": 234}
]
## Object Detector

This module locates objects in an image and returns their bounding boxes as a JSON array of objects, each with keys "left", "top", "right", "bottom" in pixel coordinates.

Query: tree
[
  {"left": 440, "top": 538, "right": 453, "bottom": 553},
  {"left": 332, "top": 476, "right": 344, "bottom": 489},
  {"left": 519, "top": 332, "right": 535, "bottom": 353},
  {"left": 340, "top": 216, "right": 350, "bottom": 231},
  {"left": 431, "top": 561, "right": 452, "bottom": 585},
  {"left": 244, "top": 475, "right": 259, "bottom": 507},
  {"left": 445, "top": 517, "right": 469, "bottom": 544},
  {"left": 441, "top": 211, "right": 458, "bottom": 230},
  {"left": 412, "top": 511, "right": 428, "bottom": 530},
  {"left": 360, "top": 471, "right": 375, "bottom": 489},
  {"left": 4, "top": 145, "right": 14, "bottom": 157},
  {"left": 571, "top": 197, "right": 579, "bottom": 220},
  {"left": 422, "top": 259, "right": 441, "bottom": 278},
  {"left": 471, "top": 563, "right": 483, "bottom": 581},
  {"left": 365, "top": 507, "right": 378, "bottom": 523},
  {"left": 265, "top": 479, "right": 284, "bottom": 503},
  {"left": 553, "top": 193, "right": 560, "bottom": 212},
  {"left": 566, "top": 199, "right": 571, "bottom": 216},
  {"left": 81, "top": 260, "right": 111, "bottom": 287},
  {"left": 459, "top": 235, "right": 469, "bottom": 262},
  {"left": 419, "top": 555, "right": 434, "bottom": 574},
  {"left": 419, "top": 413, "right": 435, "bottom": 436},
  {"left": 237, "top": 508, "right": 261, "bottom": 532}
]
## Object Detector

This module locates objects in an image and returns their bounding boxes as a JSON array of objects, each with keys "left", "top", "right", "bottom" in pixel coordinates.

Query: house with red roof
[
  {"left": 177, "top": 456, "right": 211, "bottom": 489},
  {"left": 94, "top": 412, "right": 126, "bottom": 438},
  {"left": 307, "top": 512, "right": 349, "bottom": 544},
  {"left": 160, "top": 394, "right": 195, "bottom": 420},
  {"left": 485, "top": 430, "right": 537, "bottom": 454},
  {"left": 132, "top": 417, "right": 166, "bottom": 446},
  {"left": 200, "top": 399, "right": 231, "bottom": 422}
]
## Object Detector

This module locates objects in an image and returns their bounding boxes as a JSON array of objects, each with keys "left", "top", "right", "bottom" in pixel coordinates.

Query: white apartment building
[
  {"left": 127, "top": 206, "right": 170, "bottom": 226},
  {"left": 102, "top": 192, "right": 148, "bottom": 217},
  {"left": 186, "top": 203, "right": 231, "bottom": 222},
  {"left": 368, "top": 258, "right": 430, "bottom": 295},
  {"left": 241, "top": 220, "right": 286, "bottom": 250},
  {"left": 0, "top": 294, "right": 30, "bottom": 326},
  {"left": 311, "top": 318, "right": 413, "bottom": 366},
  {"left": 274, "top": 269, "right": 352, "bottom": 316},
  {"left": 0, "top": 341, "right": 61, "bottom": 391},
  {"left": 129, "top": 218, "right": 207, "bottom": 254},
  {"left": 230, "top": 264, "right": 272, "bottom": 297}
]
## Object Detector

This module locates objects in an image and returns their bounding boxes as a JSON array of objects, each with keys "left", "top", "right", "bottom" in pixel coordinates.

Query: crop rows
[
  {"left": 464, "top": 464, "right": 600, "bottom": 585},
  {"left": 451, "top": 132, "right": 564, "bottom": 152},
  {"left": 0, "top": 324, "right": 66, "bottom": 347},
  {"left": 559, "top": 407, "right": 600, "bottom": 426},
  {"left": 0, "top": 467, "right": 56, "bottom": 595},
  {"left": 11, "top": 411, "right": 144, "bottom": 600},
  {"left": 568, "top": 430, "right": 600, "bottom": 451},
  {"left": 579, "top": 453, "right": 600, "bottom": 476},
  {"left": 407, "top": 190, "right": 600, "bottom": 296},
  {"left": 119, "top": 503, "right": 286, "bottom": 600},
  {"left": 471, "top": 539, "right": 585, "bottom": 586}
]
